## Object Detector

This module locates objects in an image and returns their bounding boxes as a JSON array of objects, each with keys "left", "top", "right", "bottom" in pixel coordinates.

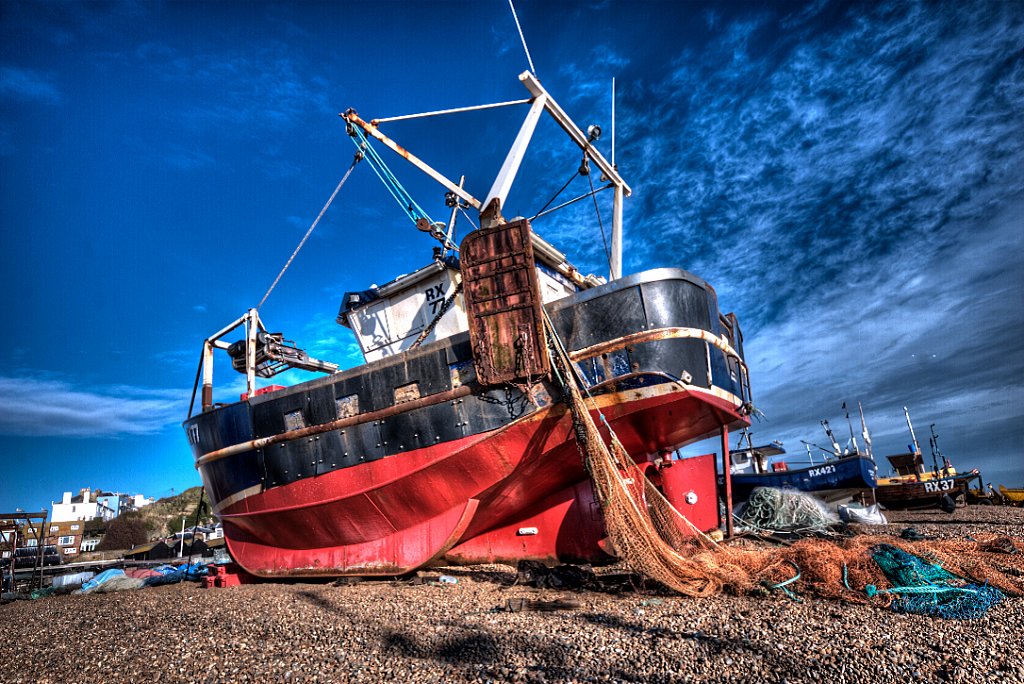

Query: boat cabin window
[{"left": 730, "top": 452, "right": 751, "bottom": 467}]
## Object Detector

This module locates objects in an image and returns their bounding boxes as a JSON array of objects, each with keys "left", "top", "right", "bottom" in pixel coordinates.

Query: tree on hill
[
  {"left": 165, "top": 495, "right": 212, "bottom": 537},
  {"left": 96, "top": 512, "right": 152, "bottom": 551}
]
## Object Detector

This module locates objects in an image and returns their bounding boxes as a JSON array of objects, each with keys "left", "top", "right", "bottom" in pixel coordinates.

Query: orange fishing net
[{"left": 547, "top": 320, "right": 1024, "bottom": 602}]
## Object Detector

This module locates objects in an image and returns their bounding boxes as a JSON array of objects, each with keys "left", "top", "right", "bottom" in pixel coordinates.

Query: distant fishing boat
[
  {"left": 182, "top": 72, "right": 753, "bottom": 578},
  {"left": 727, "top": 423, "right": 876, "bottom": 504},
  {"left": 875, "top": 408, "right": 980, "bottom": 511},
  {"left": 998, "top": 486, "right": 1024, "bottom": 507}
]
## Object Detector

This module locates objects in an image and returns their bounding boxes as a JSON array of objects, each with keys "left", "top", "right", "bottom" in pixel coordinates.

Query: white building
[
  {"left": 50, "top": 489, "right": 117, "bottom": 523},
  {"left": 130, "top": 493, "right": 154, "bottom": 510}
]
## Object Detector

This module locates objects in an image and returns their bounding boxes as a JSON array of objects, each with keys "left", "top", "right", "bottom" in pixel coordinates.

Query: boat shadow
[
  {"left": 427, "top": 565, "right": 653, "bottom": 595},
  {"left": 375, "top": 608, "right": 822, "bottom": 681}
]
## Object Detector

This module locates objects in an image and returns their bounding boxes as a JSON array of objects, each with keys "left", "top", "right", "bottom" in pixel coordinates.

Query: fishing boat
[
  {"left": 875, "top": 409, "right": 980, "bottom": 510},
  {"left": 182, "top": 72, "right": 753, "bottom": 577},
  {"left": 727, "top": 438, "right": 876, "bottom": 504},
  {"left": 998, "top": 486, "right": 1024, "bottom": 507}
]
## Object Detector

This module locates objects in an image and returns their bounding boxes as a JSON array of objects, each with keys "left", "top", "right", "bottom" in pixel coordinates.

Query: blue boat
[{"left": 726, "top": 441, "right": 877, "bottom": 503}]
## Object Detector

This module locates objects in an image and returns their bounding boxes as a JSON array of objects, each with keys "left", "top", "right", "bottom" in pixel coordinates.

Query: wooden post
[{"left": 721, "top": 425, "right": 733, "bottom": 539}]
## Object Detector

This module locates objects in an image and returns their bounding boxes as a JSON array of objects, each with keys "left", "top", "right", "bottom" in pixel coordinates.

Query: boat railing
[
  {"left": 194, "top": 308, "right": 338, "bottom": 415},
  {"left": 567, "top": 325, "right": 751, "bottom": 402}
]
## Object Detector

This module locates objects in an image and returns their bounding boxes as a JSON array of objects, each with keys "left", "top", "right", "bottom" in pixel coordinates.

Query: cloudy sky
[{"left": 1, "top": 1, "right": 1021, "bottom": 512}]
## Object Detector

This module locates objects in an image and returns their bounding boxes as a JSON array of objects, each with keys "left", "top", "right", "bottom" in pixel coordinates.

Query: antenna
[
  {"left": 609, "top": 77, "right": 623, "bottom": 280},
  {"left": 611, "top": 77, "right": 616, "bottom": 167},
  {"left": 928, "top": 434, "right": 940, "bottom": 477},
  {"left": 930, "top": 423, "right": 949, "bottom": 472},
  {"left": 508, "top": 0, "right": 537, "bottom": 75}
]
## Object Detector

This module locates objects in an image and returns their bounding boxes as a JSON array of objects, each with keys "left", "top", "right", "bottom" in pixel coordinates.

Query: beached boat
[
  {"left": 875, "top": 409, "right": 980, "bottom": 510},
  {"left": 182, "top": 73, "right": 752, "bottom": 577},
  {"left": 999, "top": 486, "right": 1024, "bottom": 506},
  {"left": 726, "top": 438, "right": 876, "bottom": 504}
]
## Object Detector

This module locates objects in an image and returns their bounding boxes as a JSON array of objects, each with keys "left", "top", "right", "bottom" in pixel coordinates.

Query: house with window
[{"left": 47, "top": 521, "right": 85, "bottom": 558}]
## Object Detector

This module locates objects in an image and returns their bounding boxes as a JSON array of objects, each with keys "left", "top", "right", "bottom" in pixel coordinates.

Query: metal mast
[
  {"left": 610, "top": 77, "right": 622, "bottom": 280},
  {"left": 904, "top": 406, "right": 921, "bottom": 455},
  {"left": 858, "top": 402, "right": 873, "bottom": 459},
  {"left": 821, "top": 419, "right": 842, "bottom": 455}
]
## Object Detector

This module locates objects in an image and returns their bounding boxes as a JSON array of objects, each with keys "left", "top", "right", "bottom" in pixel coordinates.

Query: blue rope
[
  {"left": 348, "top": 127, "right": 434, "bottom": 226},
  {"left": 767, "top": 561, "right": 803, "bottom": 603}
]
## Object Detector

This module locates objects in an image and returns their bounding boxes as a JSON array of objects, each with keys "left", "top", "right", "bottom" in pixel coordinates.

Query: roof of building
[{"left": 124, "top": 540, "right": 171, "bottom": 557}]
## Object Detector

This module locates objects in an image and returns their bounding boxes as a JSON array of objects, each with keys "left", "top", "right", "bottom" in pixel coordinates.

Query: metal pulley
[{"left": 578, "top": 155, "right": 590, "bottom": 176}]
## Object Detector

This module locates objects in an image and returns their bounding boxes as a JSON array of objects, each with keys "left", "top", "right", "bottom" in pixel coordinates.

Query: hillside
[
  {"left": 89, "top": 486, "right": 212, "bottom": 554},
  {"left": 138, "top": 486, "right": 211, "bottom": 536}
]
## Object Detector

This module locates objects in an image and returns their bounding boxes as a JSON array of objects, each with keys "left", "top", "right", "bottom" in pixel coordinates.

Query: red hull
[{"left": 216, "top": 384, "right": 745, "bottom": 577}]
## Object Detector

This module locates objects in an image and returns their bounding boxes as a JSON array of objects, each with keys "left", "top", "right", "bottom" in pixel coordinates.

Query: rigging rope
[
  {"left": 586, "top": 155, "right": 613, "bottom": 273},
  {"left": 534, "top": 169, "right": 579, "bottom": 218},
  {"left": 458, "top": 205, "right": 479, "bottom": 231},
  {"left": 257, "top": 152, "right": 363, "bottom": 310},
  {"left": 539, "top": 310, "right": 1024, "bottom": 606},
  {"left": 187, "top": 346, "right": 204, "bottom": 419},
  {"left": 348, "top": 126, "right": 434, "bottom": 226},
  {"left": 543, "top": 312, "right": 725, "bottom": 596},
  {"left": 508, "top": 0, "right": 537, "bottom": 75}
]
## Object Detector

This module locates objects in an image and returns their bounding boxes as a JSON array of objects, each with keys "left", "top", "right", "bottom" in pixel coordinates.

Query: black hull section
[{"left": 184, "top": 268, "right": 749, "bottom": 509}]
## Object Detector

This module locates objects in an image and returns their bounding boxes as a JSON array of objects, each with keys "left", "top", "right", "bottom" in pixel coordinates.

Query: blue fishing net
[{"left": 867, "top": 544, "right": 1002, "bottom": 619}]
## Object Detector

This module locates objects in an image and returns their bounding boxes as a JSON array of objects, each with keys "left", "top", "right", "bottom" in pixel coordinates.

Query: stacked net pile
[
  {"left": 737, "top": 487, "right": 837, "bottom": 534},
  {"left": 544, "top": 320, "right": 1024, "bottom": 608}
]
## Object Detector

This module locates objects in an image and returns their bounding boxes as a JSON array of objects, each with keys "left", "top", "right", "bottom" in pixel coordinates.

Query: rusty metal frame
[
  {"left": 201, "top": 309, "right": 263, "bottom": 411},
  {"left": 341, "top": 71, "right": 633, "bottom": 280},
  {"left": 342, "top": 110, "right": 481, "bottom": 211},
  {"left": 198, "top": 308, "right": 339, "bottom": 413},
  {"left": 0, "top": 511, "right": 49, "bottom": 592}
]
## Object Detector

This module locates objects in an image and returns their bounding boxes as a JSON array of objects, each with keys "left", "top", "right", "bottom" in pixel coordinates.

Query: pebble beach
[{"left": 3, "top": 506, "right": 1022, "bottom": 684}]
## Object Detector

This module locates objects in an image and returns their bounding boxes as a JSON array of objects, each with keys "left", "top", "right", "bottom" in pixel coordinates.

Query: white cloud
[
  {"left": 134, "top": 42, "right": 330, "bottom": 131},
  {"left": 0, "top": 376, "right": 186, "bottom": 437},
  {"left": 744, "top": 200, "right": 1024, "bottom": 474},
  {"left": 0, "top": 66, "right": 61, "bottom": 103}
]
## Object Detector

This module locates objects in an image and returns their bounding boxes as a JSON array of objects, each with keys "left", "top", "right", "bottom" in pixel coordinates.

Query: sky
[{"left": 1, "top": 0, "right": 1021, "bottom": 513}]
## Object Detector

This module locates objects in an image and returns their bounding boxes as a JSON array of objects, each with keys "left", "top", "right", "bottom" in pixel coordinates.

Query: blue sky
[{"left": 1, "top": 0, "right": 1021, "bottom": 513}]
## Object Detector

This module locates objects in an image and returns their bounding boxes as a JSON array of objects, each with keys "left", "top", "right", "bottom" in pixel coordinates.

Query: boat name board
[{"left": 923, "top": 479, "right": 955, "bottom": 493}]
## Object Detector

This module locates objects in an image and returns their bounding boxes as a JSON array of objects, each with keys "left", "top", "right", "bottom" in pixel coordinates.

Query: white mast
[
  {"left": 858, "top": 401, "right": 873, "bottom": 459},
  {"left": 610, "top": 77, "right": 622, "bottom": 280},
  {"left": 821, "top": 419, "right": 842, "bottom": 456},
  {"left": 904, "top": 406, "right": 921, "bottom": 455},
  {"left": 843, "top": 402, "right": 859, "bottom": 454}
]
